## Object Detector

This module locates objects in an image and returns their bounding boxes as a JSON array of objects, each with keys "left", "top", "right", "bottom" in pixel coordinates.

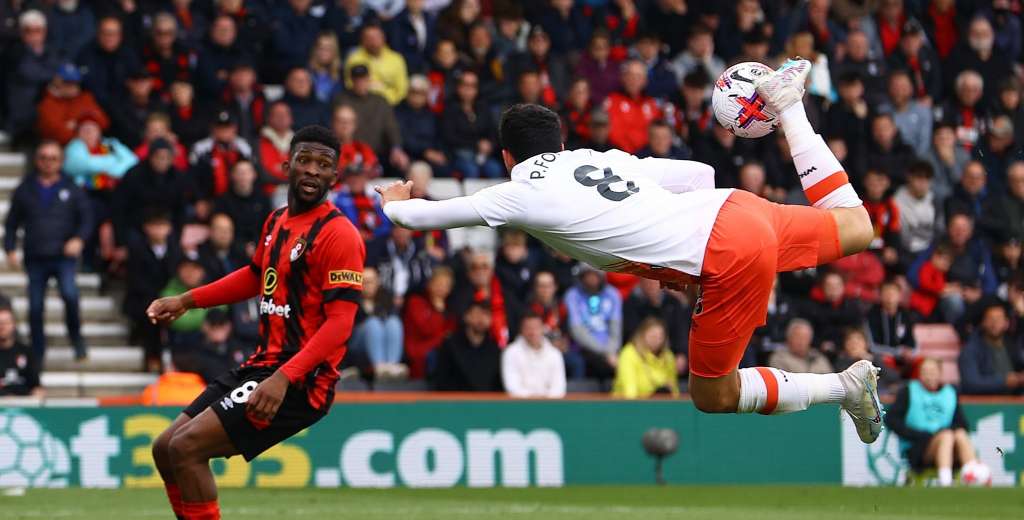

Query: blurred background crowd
[{"left": 1, "top": 0, "right": 1024, "bottom": 401}]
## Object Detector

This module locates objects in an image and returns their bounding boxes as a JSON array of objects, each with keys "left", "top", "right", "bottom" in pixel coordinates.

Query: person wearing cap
[
  {"left": 336, "top": 63, "right": 407, "bottom": 171},
  {"left": 886, "top": 18, "right": 943, "bottom": 105},
  {"left": 189, "top": 108, "right": 253, "bottom": 202},
  {"left": 3, "top": 9, "right": 61, "bottom": 143},
  {"left": 35, "top": 62, "right": 110, "bottom": 146},
  {"left": 974, "top": 115, "right": 1021, "bottom": 191},
  {"left": 395, "top": 74, "right": 448, "bottom": 172},
  {"left": 894, "top": 161, "right": 939, "bottom": 258},
  {"left": 76, "top": 16, "right": 142, "bottom": 116},
  {"left": 564, "top": 263, "right": 623, "bottom": 381},
  {"left": 345, "top": 21, "right": 409, "bottom": 105}
]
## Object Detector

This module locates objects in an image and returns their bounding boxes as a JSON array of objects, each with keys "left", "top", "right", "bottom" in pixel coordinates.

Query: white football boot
[
  {"left": 838, "top": 359, "right": 884, "bottom": 444},
  {"left": 754, "top": 58, "right": 812, "bottom": 113}
]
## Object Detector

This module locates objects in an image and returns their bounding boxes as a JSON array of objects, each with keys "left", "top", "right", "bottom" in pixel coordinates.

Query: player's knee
[
  {"left": 167, "top": 427, "right": 202, "bottom": 466},
  {"left": 152, "top": 429, "right": 173, "bottom": 464},
  {"left": 691, "top": 390, "right": 737, "bottom": 414}
]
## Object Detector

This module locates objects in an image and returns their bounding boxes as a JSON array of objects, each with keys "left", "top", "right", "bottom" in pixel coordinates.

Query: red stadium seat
[{"left": 913, "top": 324, "right": 961, "bottom": 385}]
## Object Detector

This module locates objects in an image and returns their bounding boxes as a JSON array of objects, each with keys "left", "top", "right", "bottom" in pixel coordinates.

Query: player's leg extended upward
[{"left": 689, "top": 59, "right": 883, "bottom": 444}]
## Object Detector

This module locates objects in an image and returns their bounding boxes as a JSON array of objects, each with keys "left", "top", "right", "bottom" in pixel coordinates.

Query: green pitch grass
[{"left": 3, "top": 486, "right": 1022, "bottom": 520}]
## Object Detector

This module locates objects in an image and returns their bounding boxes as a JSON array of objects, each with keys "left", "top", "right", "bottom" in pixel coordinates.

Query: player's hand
[
  {"left": 247, "top": 370, "right": 289, "bottom": 423},
  {"left": 146, "top": 294, "right": 192, "bottom": 325},
  {"left": 374, "top": 180, "right": 413, "bottom": 206}
]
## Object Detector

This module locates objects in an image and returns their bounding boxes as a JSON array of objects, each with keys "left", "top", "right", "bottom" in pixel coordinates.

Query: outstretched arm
[
  {"left": 378, "top": 180, "right": 504, "bottom": 230},
  {"left": 146, "top": 267, "right": 261, "bottom": 324}
]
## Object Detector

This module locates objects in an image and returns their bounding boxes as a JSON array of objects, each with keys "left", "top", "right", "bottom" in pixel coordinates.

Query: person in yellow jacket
[
  {"left": 345, "top": 23, "right": 409, "bottom": 105},
  {"left": 613, "top": 317, "right": 680, "bottom": 399}
]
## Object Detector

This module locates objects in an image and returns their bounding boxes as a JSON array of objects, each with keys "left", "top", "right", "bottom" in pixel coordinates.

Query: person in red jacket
[
  {"left": 862, "top": 168, "right": 902, "bottom": 269},
  {"left": 910, "top": 244, "right": 953, "bottom": 320},
  {"left": 258, "top": 101, "right": 294, "bottom": 192},
  {"left": 35, "top": 63, "right": 110, "bottom": 145},
  {"left": 603, "top": 59, "right": 664, "bottom": 153},
  {"left": 403, "top": 266, "right": 456, "bottom": 379}
]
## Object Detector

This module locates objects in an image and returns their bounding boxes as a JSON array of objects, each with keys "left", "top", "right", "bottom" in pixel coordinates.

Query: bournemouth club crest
[{"left": 290, "top": 237, "right": 308, "bottom": 262}]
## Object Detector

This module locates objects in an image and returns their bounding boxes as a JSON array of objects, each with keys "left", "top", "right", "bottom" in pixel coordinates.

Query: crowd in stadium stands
[{"left": 4, "top": 0, "right": 1024, "bottom": 400}]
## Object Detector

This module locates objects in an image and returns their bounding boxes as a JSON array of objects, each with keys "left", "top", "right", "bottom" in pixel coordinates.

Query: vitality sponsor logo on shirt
[{"left": 328, "top": 270, "right": 363, "bottom": 286}]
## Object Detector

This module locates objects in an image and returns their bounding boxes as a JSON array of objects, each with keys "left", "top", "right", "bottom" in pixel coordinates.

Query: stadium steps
[
  {"left": 0, "top": 272, "right": 104, "bottom": 297},
  {"left": 11, "top": 294, "right": 118, "bottom": 321},
  {"left": 913, "top": 323, "right": 961, "bottom": 384},
  {"left": 39, "top": 371, "right": 157, "bottom": 398},
  {"left": 44, "top": 345, "right": 142, "bottom": 372}
]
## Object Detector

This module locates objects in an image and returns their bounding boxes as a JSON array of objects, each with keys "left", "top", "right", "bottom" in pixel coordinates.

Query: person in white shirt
[
  {"left": 502, "top": 314, "right": 567, "bottom": 398},
  {"left": 378, "top": 59, "right": 885, "bottom": 443}
]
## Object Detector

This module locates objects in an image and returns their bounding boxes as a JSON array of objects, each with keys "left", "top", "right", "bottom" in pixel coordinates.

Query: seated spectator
[
  {"left": 937, "top": 70, "right": 987, "bottom": 151},
  {"left": 336, "top": 64, "right": 406, "bottom": 170},
  {"left": 334, "top": 166, "right": 389, "bottom": 244},
  {"left": 494, "top": 229, "right": 536, "bottom": 306},
  {"left": 432, "top": 302, "right": 503, "bottom": 392},
  {"left": 331, "top": 104, "right": 380, "bottom": 177},
  {"left": 613, "top": 317, "right": 679, "bottom": 399},
  {"left": 386, "top": 0, "right": 435, "bottom": 75},
  {"left": 162, "top": 258, "right": 224, "bottom": 350},
  {"left": 737, "top": 161, "right": 785, "bottom": 203},
  {"left": 623, "top": 278, "right": 689, "bottom": 370},
  {"left": 396, "top": 75, "right": 448, "bottom": 173},
  {"left": 403, "top": 266, "right": 456, "bottom": 379},
  {"left": 3, "top": 10, "right": 61, "bottom": 144},
  {"left": 926, "top": 123, "right": 970, "bottom": 203},
  {"left": 76, "top": 16, "right": 140, "bottom": 116},
  {"left": 171, "top": 308, "right": 247, "bottom": 383},
  {"left": 345, "top": 22, "right": 409, "bottom": 106},
  {"left": 349, "top": 267, "right": 405, "bottom": 379},
  {"left": 368, "top": 224, "right": 438, "bottom": 302},
  {"left": 769, "top": 319, "right": 833, "bottom": 374},
  {"left": 866, "top": 114, "right": 916, "bottom": 186},
  {"left": 109, "top": 68, "right": 167, "bottom": 149},
  {"left": 671, "top": 69, "right": 714, "bottom": 147},
  {"left": 440, "top": 70, "right": 503, "bottom": 178},
  {"left": 257, "top": 101, "right": 294, "bottom": 189},
  {"left": 910, "top": 243, "right": 955, "bottom": 322},
  {"left": 269, "top": 0, "right": 320, "bottom": 79},
  {"left": 910, "top": 213, "right": 997, "bottom": 323},
  {"left": 324, "top": 0, "right": 379, "bottom": 52},
  {"left": 214, "top": 160, "right": 272, "bottom": 255},
  {"left": 748, "top": 278, "right": 800, "bottom": 366},
  {"left": 282, "top": 67, "right": 329, "bottom": 130},
  {"left": 569, "top": 108, "right": 613, "bottom": 151},
  {"left": 449, "top": 251, "right": 521, "bottom": 348},
  {"left": 526, "top": 271, "right": 569, "bottom": 351},
  {"left": 134, "top": 113, "right": 189, "bottom": 173},
  {"left": 36, "top": 63, "right": 110, "bottom": 146},
  {"left": 974, "top": 115, "right": 1020, "bottom": 192},
  {"left": 503, "top": 313, "right": 566, "bottom": 398},
  {"left": 992, "top": 233, "right": 1023, "bottom": 293},
  {"left": 140, "top": 13, "right": 197, "bottom": 101},
  {"left": 862, "top": 168, "right": 902, "bottom": 268},
  {"left": 946, "top": 16, "right": 1012, "bottom": 102},
  {"left": 565, "top": 264, "right": 622, "bottom": 380},
  {"left": 834, "top": 328, "right": 902, "bottom": 393},
  {"left": 810, "top": 271, "right": 864, "bottom": 352},
  {"left": 887, "top": 358, "right": 982, "bottom": 486},
  {"left": 461, "top": 22, "right": 504, "bottom": 101},
  {"left": 605, "top": 60, "right": 664, "bottom": 154},
  {"left": 630, "top": 31, "right": 676, "bottom": 101},
  {"left": 197, "top": 15, "right": 247, "bottom": 97},
  {"left": 887, "top": 19, "right": 942, "bottom": 105},
  {"left": 882, "top": 69, "right": 933, "bottom": 158},
  {"left": 196, "top": 213, "right": 247, "bottom": 282},
  {"left": 190, "top": 110, "right": 253, "bottom": 205},
  {"left": 405, "top": 162, "right": 450, "bottom": 259},
  {"left": 561, "top": 78, "right": 593, "bottom": 147},
  {"left": 513, "top": 24, "right": 571, "bottom": 101},
  {"left": 981, "top": 161, "right": 1024, "bottom": 245},
  {"left": 0, "top": 306, "right": 40, "bottom": 397},
  {"left": 124, "top": 210, "right": 182, "bottom": 371},
  {"left": 575, "top": 30, "right": 620, "bottom": 106},
  {"left": 867, "top": 278, "right": 918, "bottom": 370},
  {"left": 825, "top": 72, "right": 871, "bottom": 180},
  {"left": 308, "top": 32, "right": 345, "bottom": 103},
  {"left": 895, "top": 162, "right": 939, "bottom": 259},
  {"left": 694, "top": 123, "right": 744, "bottom": 189},
  {"left": 959, "top": 302, "right": 1024, "bottom": 395},
  {"left": 669, "top": 24, "right": 724, "bottom": 86},
  {"left": 637, "top": 120, "right": 690, "bottom": 161},
  {"left": 220, "top": 61, "right": 265, "bottom": 143},
  {"left": 995, "top": 78, "right": 1024, "bottom": 146},
  {"left": 425, "top": 39, "right": 467, "bottom": 115},
  {"left": 113, "top": 138, "right": 190, "bottom": 251},
  {"left": 945, "top": 160, "right": 988, "bottom": 223}
]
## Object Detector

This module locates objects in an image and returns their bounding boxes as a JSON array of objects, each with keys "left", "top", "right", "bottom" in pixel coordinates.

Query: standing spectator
[
  {"left": 973, "top": 115, "right": 1021, "bottom": 192},
  {"left": 269, "top": 0, "right": 321, "bottom": 80},
  {"left": 925, "top": 122, "right": 968, "bottom": 208},
  {"left": 945, "top": 160, "right": 988, "bottom": 222},
  {"left": 76, "top": 16, "right": 140, "bottom": 115},
  {"left": 113, "top": 138, "right": 190, "bottom": 249},
  {"left": 213, "top": 160, "right": 272, "bottom": 254},
  {"left": 349, "top": 267, "right": 406, "bottom": 378},
  {"left": 605, "top": 60, "right": 664, "bottom": 154},
  {"left": 669, "top": 24, "right": 724, "bottom": 86},
  {"left": 281, "top": 67, "right": 330, "bottom": 130},
  {"left": 959, "top": 303, "right": 1024, "bottom": 395},
  {"left": 345, "top": 22, "right": 409, "bottom": 106},
  {"left": 565, "top": 264, "right": 622, "bottom": 380},
  {"left": 637, "top": 120, "right": 690, "bottom": 160},
  {"left": 331, "top": 104, "right": 380, "bottom": 177},
  {"left": 623, "top": 278, "right": 689, "bottom": 366},
  {"left": 124, "top": 210, "right": 182, "bottom": 371},
  {"left": 196, "top": 15, "right": 246, "bottom": 97},
  {"left": 938, "top": 70, "right": 987, "bottom": 151},
  {"left": 886, "top": 358, "right": 981, "bottom": 487},
  {"left": 440, "top": 70, "right": 503, "bottom": 178},
  {"left": 613, "top": 317, "right": 680, "bottom": 399},
  {"left": 449, "top": 251, "right": 521, "bottom": 347},
  {"left": 336, "top": 64, "right": 406, "bottom": 169},
  {"left": 895, "top": 162, "right": 940, "bottom": 259},
  {"left": 404, "top": 266, "right": 456, "bottom": 379},
  {"left": 0, "top": 306, "right": 40, "bottom": 397},
  {"left": 946, "top": 16, "right": 1012, "bottom": 102},
  {"left": 887, "top": 19, "right": 943, "bottom": 104},
  {"left": 386, "top": 0, "right": 436, "bottom": 75},
  {"left": 35, "top": 63, "right": 110, "bottom": 146},
  {"left": 189, "top": 110, "right": 252, "bottom": 203},
  {"left": 257, "top": 101, "right": 294, "bottom": 188},
  {"left": 884, "top": 69, "right": 933, "bottom": 158},
  {"left": 502, "top": 314, "right": 566, "bottom": 398},
  {"left": 575, "top": 30, "right": 620, "bottom": 106},
  {"left": 3, "top": 10, "right": 60, "bottom": 143},
  {"left": 432, "top": 302, "right": 503, "bottom": 392},
  {"left": 308, "top": 32, "right": 345, "bottom": 104},
  {"left": 768, "top": 319, "right": 833, "bottom": 374},
  {"left": 5, "top": 142, "right": 92, "bottom": 363},
  {"left": 140, "top": 13, "right": 196, "bottom": 100},
  {"left": 395, "top": 75, "right": 447, "bottom": 172}
]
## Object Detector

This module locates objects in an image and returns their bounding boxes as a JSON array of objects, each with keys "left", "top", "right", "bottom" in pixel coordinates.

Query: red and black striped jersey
[{"left": 244, "top": 201, "right": 365, "bottom": 407}]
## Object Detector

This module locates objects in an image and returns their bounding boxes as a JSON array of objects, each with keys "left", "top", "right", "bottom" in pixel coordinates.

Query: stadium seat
[{"left": 913, "top": 324, "right": 961, "bottom": 385}]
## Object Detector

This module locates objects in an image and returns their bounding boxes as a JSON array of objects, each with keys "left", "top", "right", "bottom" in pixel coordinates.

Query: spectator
[
  {"left": 491, "top": 7, "right": 528, "bottom": 60},
  {"left": 76, "top": 16, "right": 140, "bottom": 115},
  {"left": 269, "top": 0, "right": 321, "bottom": 79},
  {"left": 368, "top": 225, "right": 439, "bottom": 301},
  {"left": 161, "top": 258, "right": 223, "bottom": 350},
  {"left": 109, "top": 68, "right": 167, "bottom": 149},
  {"left": 331, "top": 104, "right": 380, "bottom": 177},
  {"left": 835, "top": 327, "right": 902, "bottom": 393},
  {"left": 912, "top": 213, "right": 997, "bottom": 323},
  {"left": 867, "top": 113, "right": 916, "bottom": 186},
  {"left": 440, "top": 70, "right": 503, "bottom": 178},
  {"left": 133, "top": 112, "right": 189, "bottom": 173},
  {"left": 886, "top": 358, "right": 981, "bottom": 486},
  {"left": 282, "top": 66, "right": 330, "bottom": 130},
  {"left": 605, "top": 60, "right": 664, "bottom": 153},
  {"left": 449, "top": 251, "right": 521, "bottom": 347},
  {"left": 462, "top": 22, "right": 504, "bottom": 99},
  {"left": 671, "top": 69, "right": 714, "bottom": 146},
  {"left": 47, "top": 0, "right": 96, "bottom": 59},
  {"left": 494, "top": 229, "right": 536, "bottom": 306},
  {"left": 669, "top": 24, "right": 723, "bottom": 86},
  {"left": 825, "top": 72, "right": 871, "bottom": 180},
  {"left": 862, "top": 168, "right": 902, "bottom": 267},
  {"left": 196, "top": 213, "right": 246, "bottom": 282},
  {"left": 810, "top": 271, "right": 864, "bottom": 352},
  {"left": 0, "top": 306, "right": 40, "bottom": 397},
  {"left": 738, "top": 160, "right": 784, "bottom": 203},
  {"left": 981, "top": 161, "right": 1024, "bottom": 244},
  {"left": 946, "top": 16, "right": 1012, "bottom": 102},
  {"left": 324, "top": 0, "right": 379, "bottom": 53},
  {"left": 925, "top": 122, "right": 969, "bottom": 203},
  {"left": 140, "top": 13, "right": 196, "bottom": 100},
  {"left": 436, "top": 0, "right": 482, "bottom": 53},
  {"left": 995, "top": 78, "right": 1024, "bottom": 147},
  {"left": 425, "top": 39, "right": 466, "bottom": 114},
  {"left": 214, "top": 0, "right": 269, "bottom": 60},
  {"left": 945, "top": 160, "right": 988, "bottom": 222},
  {"left": 883, "top": 69, "right": 933, "bottom": 158},
  {"left": 569, "top": 108, "right": 613, "bottom": 152},
  {"left": 909, "top": 243, "right": 955, "bottom": 321},
  {"left": 403, "top": 266, "right": 456, "bottom": 379},
  {"left": 768, "top": 319, "right": 833, "bottom": 374},
  {"left": 630, "top": 31, "right": 676, "bottom": 101},
  {"left": 197, "top": 15, "right": 246, "bottom": 97},
  {"left": 612, "top": 317, "right": 679, "bottom": 399},
  {"left": 3, "top": 10, "right": 60, "bottom": 143},
  {"left": 189, "top": 110, "right": 253, "bottom": 204},
  {"left": 167, "top": 80, "right": 210, "bottom": 148},
  {"left": 575, "top": 30, "right": 620, "bottom": 106},
  {"left": 395, "top": 75, "right": 447, "bottom": 172},
  {"left": 748, "top": 278, "right": 801, "bottom": 365},
  {"left": 220, "top": 61, "right": 265, "bottom": 144},
  {"left": 405, "top": 162, "right": 450, "bottom": 259},
  {"left": 832, "top": 30, "right": 887, "bottom": 107},
  {"left": 350, "top": 267, "right": 406, "bottom": 379},
  {"left": 35, "top": 63, "right": 110, "bottom": 146},
  {"left": 213, "top": 159, "right": 272, "bottom": 255},
  {"left": 124, "top": 215, "right": 181, "bottom": 371},
  {"left": 938, "top": 70, "right": 987, "bottom": 150},
  {"left": 561, "top": 78, "right": 593, "bottom": 147},
  {"left": 308, "top": 32, "right": 345, "bottom": 104},
  {"left": 866, "top": 278, "right": 918, "bottom": 377},
  {"left": 526, "top": 271, "right": 569, "bottom": 351},
  {"left": 637, "top": 119, "right": 690, "bottom": 161},
  {"left": 973, "top": 115, "right": 1020, "bottom": 192},
  {"left": 623, "top": 278, "right": 689, "bottom": 368},
  {"left": 432, "top": 302, "right": 503, "bottom": 392},
  {"left": 5, "top": 141, "right": 92, "bottom": 363},
  {"left": 923, "top": 0, "right": 959, "bottom": 60},
  {"left": 695, "top": 123, "right": 744, "bottom": 189},
  {"left": 506, "top": 25, "right": 570, "bottom": 106},
  {"left": 113, "top": 138, "right": 190, "bottom": 250},
  {"left": 386, "top": 0, "right": 436, "bottom": 75},
  {"left": 336, "top": 64, "right": 406, "bottom": 170},
  {"left": 334, "top": 164, "right": 389, "bottom": 244},
  {"left": 959, "top": 302, "right": 1024, "bottom": 395},
  {"left": 345, "top": 22, "right": 409, "bottom": 106},
  {"left": 171, "top": 308, "right": 247, "bottom": 384},
  {"left": 895, "top": 161, "right": 940, "bottom": 260},
  {"left": 502, "top": 313, "right": 566, "bottom": 398},
  {"left": 887, "top": 19, "right": 942, "bottom": 104},
  {"left": 257, "top": 101, "right": 294, "bottom": 188},
  {"left": 565, "top": 264, "right": 622, "bottom": 380}
]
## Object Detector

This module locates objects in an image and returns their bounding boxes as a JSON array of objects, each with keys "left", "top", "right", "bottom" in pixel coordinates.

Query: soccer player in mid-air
[
  {"left": 379, "top": 59, "right": 885, "bottom": 443},
  {"left": 146, "top": 125, "right": 365, "bottom": 520}
]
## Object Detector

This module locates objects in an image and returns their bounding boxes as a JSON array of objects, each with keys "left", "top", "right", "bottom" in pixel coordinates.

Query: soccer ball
[
  {"left": 0, "top": 411, "right": 71, "bottom": 488},
  {"left": 960, "top": 461, "right": 992, "bottom": 487},
  {"left": 711, "top": 62, "right": 779, "bottom": 139}
]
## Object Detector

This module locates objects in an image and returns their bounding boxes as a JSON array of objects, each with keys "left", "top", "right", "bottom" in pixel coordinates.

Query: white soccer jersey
[{"left": 465, "top": 149, "right": 734, "bottom": 281}]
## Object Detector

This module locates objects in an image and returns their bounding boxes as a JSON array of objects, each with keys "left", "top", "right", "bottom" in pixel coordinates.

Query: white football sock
[
  {"left": 938, "top": 467, "right": 954, "bottom": 487},
  {"left": 781, "top": 103, "right": 862, "bottom": 209},
  {"left": 737, "top": 367, "right": 846, "bottom": 414}
]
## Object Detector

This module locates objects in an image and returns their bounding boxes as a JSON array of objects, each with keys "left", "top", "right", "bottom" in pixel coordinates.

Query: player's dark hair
[
  {"left": 290, "top": 125, "right": 340, "bottom": 157},
  {"left": 499, "top": 103, "right": 562, "bottom": 163}
]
